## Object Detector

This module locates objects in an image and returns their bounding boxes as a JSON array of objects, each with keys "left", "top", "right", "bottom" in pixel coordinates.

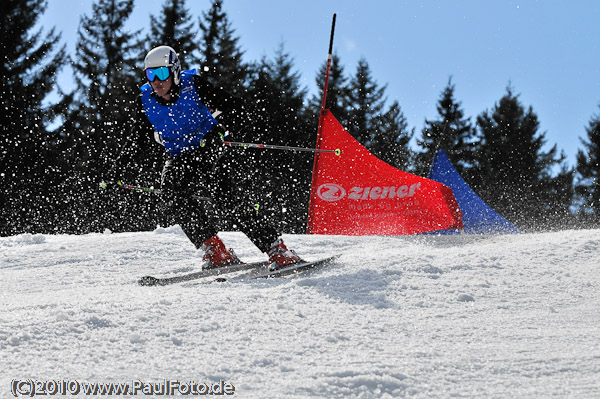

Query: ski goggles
[{"left": 145, "top": 66, "right": 170, "bottom": 82}]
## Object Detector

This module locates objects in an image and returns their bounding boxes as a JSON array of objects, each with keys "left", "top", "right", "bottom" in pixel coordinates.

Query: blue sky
[{"left": 39, "top": 0, "right": 600, "bottom": 168}]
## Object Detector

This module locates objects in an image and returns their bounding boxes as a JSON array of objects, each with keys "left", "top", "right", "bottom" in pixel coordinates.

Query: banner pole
[
  {"left": 307, "top": 13, "right": 337, "bottom": 234},
  {"left": 320, "top": 13, "right": 336, "bottom": 114}
]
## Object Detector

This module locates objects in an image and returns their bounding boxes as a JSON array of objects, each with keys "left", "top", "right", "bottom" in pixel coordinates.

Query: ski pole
[
  {"left": 223, "top": 141, "right": 342, "bottom": 156},
  {"left": 99, "top": 180, "right": 157, "bottom": 194},
  {"left": 120, "top": 183, "right": 158, "bottom": 194},
  {"left": 100, "top": 181, "right": 211, "bottom": 201},
  {"left": 110, "top": 182, "right": 263, "bottom": 210}
]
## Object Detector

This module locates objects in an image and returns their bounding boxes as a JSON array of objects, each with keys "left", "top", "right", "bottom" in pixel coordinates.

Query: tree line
[{"left": 2, "top": 0, "right": 600, "bottom": 237}]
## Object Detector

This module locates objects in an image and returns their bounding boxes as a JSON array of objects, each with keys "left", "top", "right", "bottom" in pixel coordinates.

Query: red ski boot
[
  {"left": 201, "top": 235, "right": 241, "bottom": 269},
  {"left": 267, "top": 238, "right": 302, "bottom": 271}
]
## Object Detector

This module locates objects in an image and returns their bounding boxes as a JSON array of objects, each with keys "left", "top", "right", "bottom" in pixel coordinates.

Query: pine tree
[
  {"left": 344, "top": 58, "right": 387, "bottom": 146},
  {"left": 474, "top": 86, "right": 572, "bottom": 228},
  {"left": 310, "top": 53, "right": 350, "bottom": 124},
  {"left": 322, "top": 57, "right": 412, "bottom": 170},
  {"left": 64, "top": 0, "right": 157, "bottom": 233},
  {"left": 575, "top": 106, "right": 600, "bottom": 224},
  {"left": 252, "top": 43, "right": 309, "bottom": 142},
  {"left": 369, "top": 101, "right": 415, "bottom": 170},
  {"left": 245, "top": 43, "right": 311, "bottom": 232},
  {"left": 415, "top": 77, "right": 475, "bottom": 176},
  {"left": 546, "top": 163, "right": 575, "bottom": 227},
  {"left": 198, "top": 0, "right": 246, "bottom": 95},
  {"left": 145, "top": 0, "right": 199, "bottom": 69},
  {"left": 0, "top": 0, "right": 67, "bottom": 235},
  {"left": 68, "top": 0, "right": 142, "bottom": 175}
]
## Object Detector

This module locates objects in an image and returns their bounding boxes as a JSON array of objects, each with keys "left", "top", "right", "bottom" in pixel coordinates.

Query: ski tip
[{"left": 138, "top": 276, "right": 160, "bottom": 286}]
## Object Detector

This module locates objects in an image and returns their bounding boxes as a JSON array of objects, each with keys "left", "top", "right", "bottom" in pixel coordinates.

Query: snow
[{"left": 2, "top": 227, "right": 600, "bottom": 398}]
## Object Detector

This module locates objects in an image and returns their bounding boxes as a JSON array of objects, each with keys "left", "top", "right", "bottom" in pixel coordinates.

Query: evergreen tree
[
  {"left": 145, "top": 0, "right": 199, "bottom": 69},
  {"left": 68, "top": 0, "right": 142, "bottom": 175},
  {"left": 546, "top": 163, "right": 576, "bottom": 227},
  {"left": 473, "top": 86, "right": 572, "bottom": 229},
  {"left": 344, "top": 58, "right": 387, "bottom": 146},
  {"left": 64, "top": 0, "right": 158, "bottom": 233},
  {"left": 310, "top": 53, "right": 350, "bottom": 124},
  {"left": 575, "top": 106, "right": 600, "bottom": 224},
  {"left": 369, "top": 101, "right": 415, "bottom": 170},
  {"left": 415, "top": 77, "right": 475, "bottom": 176},
  {"left": 323, "top": 57, "right": 412, "bottom": 170},
  {"left": 245, "top": 43, "right": 311, "bottom": 232},
  {"left": 0, "top": 0, "right": 67, "bottom": 235},
  {"left": 248, "top": 43, "right": 310, "bottom": 143},
  {"left": 198, "top": 0, "right": 246, "bottom": 95}
]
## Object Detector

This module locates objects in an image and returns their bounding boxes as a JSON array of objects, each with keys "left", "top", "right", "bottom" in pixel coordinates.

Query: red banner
[{"left": 307, "top": 111, "right": 463, "bottom": 235}]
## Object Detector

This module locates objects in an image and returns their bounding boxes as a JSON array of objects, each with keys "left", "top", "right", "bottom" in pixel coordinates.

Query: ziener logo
[
  {"left": 317, "top": 182, "right": 422, "bottom": 202},
  {"left": 317, "top": 183, "right": 346, "bottom": 202}
]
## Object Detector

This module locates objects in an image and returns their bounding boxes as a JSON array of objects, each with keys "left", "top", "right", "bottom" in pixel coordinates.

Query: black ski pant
[{"left": 159, "top": 131, "right": 279, "bottom": 253}]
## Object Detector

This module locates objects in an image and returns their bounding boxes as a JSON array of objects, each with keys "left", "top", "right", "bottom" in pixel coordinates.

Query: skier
[{"left": 105, "top": 45, "right": 302, "bottom": 271}]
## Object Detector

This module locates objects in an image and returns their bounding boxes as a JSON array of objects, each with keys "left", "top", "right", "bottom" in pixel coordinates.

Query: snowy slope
[{"left": 1, "top": 228, "right": 599, "bottom": 398}]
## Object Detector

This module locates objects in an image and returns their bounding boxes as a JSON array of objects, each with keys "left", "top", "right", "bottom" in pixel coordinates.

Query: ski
[
  {"left": 221, "top": 255, "right": 340, "bottom": 281},
  {"left": 138, "top": 260, "right": 269, "bottom": 286}
]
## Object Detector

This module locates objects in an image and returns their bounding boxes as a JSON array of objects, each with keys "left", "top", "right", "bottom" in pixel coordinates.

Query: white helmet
[{"left": 144, "top": 46, "right": 182, "bottom": 85}]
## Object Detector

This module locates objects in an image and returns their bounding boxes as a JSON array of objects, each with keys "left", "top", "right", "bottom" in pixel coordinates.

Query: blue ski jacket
[{"left": 140, "top": 69, "right": 217, "bottom": 157}]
